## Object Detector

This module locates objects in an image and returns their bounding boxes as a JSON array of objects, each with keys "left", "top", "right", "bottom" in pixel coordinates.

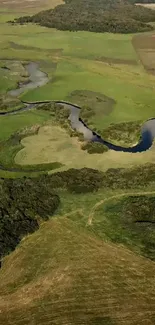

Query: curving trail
[{"left": 87, "top": 191, "right": 155, "bottom": 226}]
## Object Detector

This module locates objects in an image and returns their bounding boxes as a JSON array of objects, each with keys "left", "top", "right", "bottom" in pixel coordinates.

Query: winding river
[{"left": 1, "top": 61, "right": 155, "bottom": 171}]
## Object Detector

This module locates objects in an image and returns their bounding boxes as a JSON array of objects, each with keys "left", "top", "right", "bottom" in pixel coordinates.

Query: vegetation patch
[
  {"left": 69, "top": 90, "right": 116, "bottom": 117},
  {"left": 37, "top": 101, "right": 85, "bottom": 140},
  {"left": 0, "top": 95, "right": 23, "bottom": 112},
  {"left": 0, "top": 176, "right": 60, "bottom": 259},
  {"left": 0, "top": 60, "right": 29, "bottom": 95},
  {"left": 0, "top": 125, "right": 63, "bottom": 172},
  {"left": 100, "top": 120, "right": 143, "bottom": 147},
  {"left": 81, "top": 141, "right": 109, "bottom": 154}
]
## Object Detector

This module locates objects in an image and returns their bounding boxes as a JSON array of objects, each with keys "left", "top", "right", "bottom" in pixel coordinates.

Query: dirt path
[{"left": 87, "top": 191, "right": 155, "bottom": 226}]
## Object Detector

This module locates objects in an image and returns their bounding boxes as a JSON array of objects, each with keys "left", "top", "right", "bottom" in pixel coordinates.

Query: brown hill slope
[
  {"left": 0, "top": 217, "right": 155, "bottom": 325},
  {"left": 0, "top": 0, "right": 63, "bottom": 12}
]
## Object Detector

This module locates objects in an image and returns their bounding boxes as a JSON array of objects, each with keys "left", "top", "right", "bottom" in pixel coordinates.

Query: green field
[{"left": 0, "top": 13, "right": 155, "bottom": 173}]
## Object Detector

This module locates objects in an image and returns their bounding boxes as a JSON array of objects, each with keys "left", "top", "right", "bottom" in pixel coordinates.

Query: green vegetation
[
  {"left": 0, "top": 109, "right": 50, "bottom": 141},
  {"left": 15, "top": 0, "right": 155, "bottom": 33},
  {"left": 0, "top": 96, "right": 23, "bottom": 113},
  {"left": 88, "top": 194, "right": 155, "bottom": 260},
  {"left": 20, "top": 57, "right": 155, "bottom": 131},
  {"left": 100, "top": 120, "right": 142, "bottom": 146},
  {"left": 69, "top": 90, "right": 116, "bottom": 127},
  {"left": 0, "top": 109, "right": 64, "bottom": 175},
  {"left": 0, "top": 127, "right": 63, "bottom": 171},
  {"left": 0, "top": 60, "right": 29, "bottom": 96},
  {"left": 0, "top": 176, "right": 60, "bottom": 259},
  {"left": 81, "top": 141, "right": 109, "bottom": 154},
  {"left": 0, "top": 11, "right": 155, "bottom": 172}
]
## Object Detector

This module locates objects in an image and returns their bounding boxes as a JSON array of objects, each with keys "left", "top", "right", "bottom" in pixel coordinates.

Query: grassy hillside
[{"left": 1, "top": 216, "right": 155, "bottom": 325}]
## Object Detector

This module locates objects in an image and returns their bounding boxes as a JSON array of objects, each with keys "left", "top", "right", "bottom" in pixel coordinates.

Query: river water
[
  {"left": 4, "top": 61, "right": 155, "bottom": 154},
  {"left": 8, "top": 62, "right": 49, "bottom": 97}
]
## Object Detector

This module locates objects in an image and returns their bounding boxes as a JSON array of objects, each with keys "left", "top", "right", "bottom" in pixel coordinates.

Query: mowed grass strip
[{"left": 1, "top": 217, "right": 155, "bottom": 325}]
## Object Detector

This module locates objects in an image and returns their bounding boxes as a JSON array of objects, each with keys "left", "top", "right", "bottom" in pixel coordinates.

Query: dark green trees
[{"left": 13, "top": 0, "right": 155, "bottom": 34}]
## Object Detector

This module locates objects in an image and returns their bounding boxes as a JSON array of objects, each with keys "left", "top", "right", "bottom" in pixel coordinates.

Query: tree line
[{"left": 11, "top": 0, "right": 155, "bottom": 33}]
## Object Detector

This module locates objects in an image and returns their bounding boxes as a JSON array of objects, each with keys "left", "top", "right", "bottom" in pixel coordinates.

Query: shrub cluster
[
  {"left": 100, "top": 121, "right": 142, "bottom": 146},
  {"left": 81, "top": 141, "right": 109, "bottom": 154}
]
